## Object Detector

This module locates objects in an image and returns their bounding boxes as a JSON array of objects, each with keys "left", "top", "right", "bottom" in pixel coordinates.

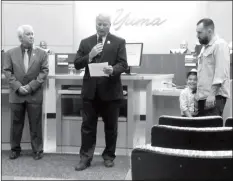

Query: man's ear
[
  {"left": 208, "top": 28, "right": 213, "bottom": 35},
  {"left": 18, "top": 35, "right": 23, "bottom": 42}
]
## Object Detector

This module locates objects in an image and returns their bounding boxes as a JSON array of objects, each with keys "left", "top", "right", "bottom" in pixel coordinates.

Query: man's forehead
[
  {"left": 196, "top": 26, "right": 204, "bottom": 32},
  {"left": 97, "top": 18, "right": 110, "bottom": 23},
  {"left": 24, "top": 28, "right": 34, "bottom": 33},
  {"left": 197, "top": 23, "right": 205, "bottom": 30}
]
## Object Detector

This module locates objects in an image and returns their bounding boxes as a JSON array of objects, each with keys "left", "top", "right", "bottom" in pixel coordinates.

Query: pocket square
[{"left": 107, "top": 41, "right": 111, "bottom": 44}]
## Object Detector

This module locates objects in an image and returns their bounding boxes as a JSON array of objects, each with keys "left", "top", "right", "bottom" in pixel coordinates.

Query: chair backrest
[
  {"left": 151, "top": 125, "right": 233, "bottom": 150},
  {"left": 225, "top": 117, "right": 233, "bottom": 127},
  {"left": 159, "top": 115, "right": 223, "bottom": 127},
  {"left": 131, "top": 146, "right": 233, "bottom": 180}
]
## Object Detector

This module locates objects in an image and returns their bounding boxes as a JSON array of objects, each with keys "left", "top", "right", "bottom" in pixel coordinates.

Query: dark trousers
[
  {"left": 10, "top": 102, "right": 43, "bottom": 153},
  {"left": 197, "top": 95, "right": 227, "bottom": 117},
  {"left": 79, "top": 96, "right": 120, "bottom": 162}
]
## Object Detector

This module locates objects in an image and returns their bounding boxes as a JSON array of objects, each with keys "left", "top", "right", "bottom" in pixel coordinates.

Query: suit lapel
[
  {"left": 90, "top": 34, "right": 100, "bottom": 63},
  {"left": 90, "top": 34, "right": 97, "bottom": 50},
  {"left": 16, "top": 46, "right": 26, "bottom": 73},
  {"left": 102, "top": 33, "right": 111, "bottom": 53},
  {"left": 101, "top": 33, "right": 112, "bottom": 62},
  {"left": 28, "top": 46, "right": 37, "bottom": 71}
]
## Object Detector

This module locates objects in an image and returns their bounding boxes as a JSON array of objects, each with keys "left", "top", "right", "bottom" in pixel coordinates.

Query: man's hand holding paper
[
  {"left": 103, "top": 65, "right": 113, "bottom": 75},
  {"left": 88, "top": 62, "right": 110, "bottom": 77}
]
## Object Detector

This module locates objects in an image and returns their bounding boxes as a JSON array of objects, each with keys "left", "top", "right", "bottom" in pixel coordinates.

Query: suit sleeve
[
  {"left": 28, "top": 51, "right": 49, "bottom": 92},
  {"left": 74, "top": 40, "right": 90, "bottom": 70},
  {"left": 3, "top": 51, "right": 22, "bottom": 91},
  {"left": 112, "top": 39, "right": 128, "bottom": 76}
]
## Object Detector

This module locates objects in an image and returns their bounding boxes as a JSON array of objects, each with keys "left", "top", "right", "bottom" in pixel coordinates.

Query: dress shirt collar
[
  {"left": 21, "top": 44, "right": 32, "bottom": 52},
  {"left": 188, "top": 86, "right": 196, "bottom": 94},
  {"left": 97, "top": 33, "right": 108, "bottom": 44},
  {"left": 206, "top": 34, "right": 218, "bottom": 47}
]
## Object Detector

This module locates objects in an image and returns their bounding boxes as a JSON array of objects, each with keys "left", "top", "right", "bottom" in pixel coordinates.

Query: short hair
[
  {"left": 187, "top": 70, "right": 197, "bottom": 79},
  {"left": 197, "top": 18, "right": 215, "bottom": 30},
  {"left": 96, "top": 13, "right": 112, "bottom": 24},
  {"left": 181, "top": 40, "right": 188, "bottom": 45},
  {"left": 17, "top": 25, "right": 34, "bottom": 38},
  {"left": 40, "top": 41, "right": 47, "bottom": 45}
]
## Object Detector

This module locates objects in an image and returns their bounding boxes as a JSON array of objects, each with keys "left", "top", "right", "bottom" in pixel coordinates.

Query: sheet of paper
[{"left": 88, "top": 62, "right": 109, "bottom": 77}]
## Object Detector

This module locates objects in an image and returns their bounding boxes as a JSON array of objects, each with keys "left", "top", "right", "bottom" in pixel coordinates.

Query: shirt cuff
[{"left": 212, "top": 78, "right": 224, "bottom": 85}]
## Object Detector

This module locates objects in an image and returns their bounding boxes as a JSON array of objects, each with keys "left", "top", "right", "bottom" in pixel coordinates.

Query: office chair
[
  {"left": 225, "top": 117, "right": 233, "bottom": 127},
  {"left": 159, "top": 115, "right": 223, "bottom": 127},
  {"left": 151, "top": 125, "right": 233, "bottom": 150}
]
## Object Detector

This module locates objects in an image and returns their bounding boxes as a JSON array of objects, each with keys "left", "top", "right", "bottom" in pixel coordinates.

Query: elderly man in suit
[
  {"left": 3, "top": 25, "right": 49, "bottom": 160},
  {"left": 74, "top": 13, "right": 128, "bottom": 171}
]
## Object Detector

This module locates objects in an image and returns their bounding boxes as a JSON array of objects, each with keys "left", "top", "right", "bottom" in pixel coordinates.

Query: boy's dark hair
[{"left": 187, "top": 71, "right": 197, "bottom": 79}]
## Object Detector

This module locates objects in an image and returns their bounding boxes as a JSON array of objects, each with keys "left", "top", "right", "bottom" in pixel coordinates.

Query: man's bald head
[
  {"left": 96, "top": 13, "right": 111, "bottom": 37},
  {"left": 180, "top": 40, "right": 188, "bottom": 49}
]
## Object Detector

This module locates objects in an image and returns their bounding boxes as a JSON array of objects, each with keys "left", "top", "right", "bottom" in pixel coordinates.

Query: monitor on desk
[{"left": 124, "top": 43, "right": 143, "bottom": 75}]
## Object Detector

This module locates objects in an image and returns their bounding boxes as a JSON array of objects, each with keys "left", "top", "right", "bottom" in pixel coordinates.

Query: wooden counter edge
[{"left": 47, "top": 74, "right": 174, "bottom": 80}]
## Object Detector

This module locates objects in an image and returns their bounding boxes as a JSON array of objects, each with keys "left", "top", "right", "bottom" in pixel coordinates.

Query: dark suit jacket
[
  {"left": 3, "top": 46, "right": 49, "bottom": 104},
  {"left": 74, "top": 33, "right": 128, "bottom": 101}
]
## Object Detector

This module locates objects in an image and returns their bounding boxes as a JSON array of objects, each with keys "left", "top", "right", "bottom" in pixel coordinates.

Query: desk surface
[
  {"left": 48, "top": 73, "right": 174, "bottom": 80},
  {"left": 1, "top": 89, "right": 9, "bottom": 94},
  {"left": 153, "top": 88, "right": 182, "bottom": 96}
]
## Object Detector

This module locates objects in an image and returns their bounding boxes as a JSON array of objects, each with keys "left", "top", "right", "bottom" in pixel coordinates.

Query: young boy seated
[{"left": 179, "top": 69, "right": 198, "bottom": 117}]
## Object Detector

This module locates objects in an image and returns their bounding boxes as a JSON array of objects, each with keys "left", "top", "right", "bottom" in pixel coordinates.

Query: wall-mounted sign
[{"left": 112, "top": 9, "right": 167, "bottom": 31}]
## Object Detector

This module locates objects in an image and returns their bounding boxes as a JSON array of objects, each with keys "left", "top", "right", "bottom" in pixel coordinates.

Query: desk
[
  {"left": 45, "top": 74, "right": 174, "bottom": 154},
  {"left": 1, "top": 74, "right": 174, "bottom": 153}
]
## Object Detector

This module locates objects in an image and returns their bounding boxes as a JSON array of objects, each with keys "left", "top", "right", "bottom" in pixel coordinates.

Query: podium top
[{"left": 48, "top": 73, "right": 174, "bottom": 81}]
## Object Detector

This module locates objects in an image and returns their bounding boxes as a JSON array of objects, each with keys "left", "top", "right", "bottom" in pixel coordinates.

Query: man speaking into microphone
[{"left": 74, "top": 13, "right": 128, "bottom": 171}]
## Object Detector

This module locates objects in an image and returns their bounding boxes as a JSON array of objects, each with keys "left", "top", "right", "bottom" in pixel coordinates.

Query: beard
[{"left": 198, "top": 37, "right": 209, "bottom": 45}]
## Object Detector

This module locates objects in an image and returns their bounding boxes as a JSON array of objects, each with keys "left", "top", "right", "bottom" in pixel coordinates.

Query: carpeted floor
[{"left": 1, "top": 150, "right": 130, "bottom": 180}]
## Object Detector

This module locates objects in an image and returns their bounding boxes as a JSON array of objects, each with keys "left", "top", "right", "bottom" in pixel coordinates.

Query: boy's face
[{"left": 187, "top": 74, "right": 197, "bottom": 89}]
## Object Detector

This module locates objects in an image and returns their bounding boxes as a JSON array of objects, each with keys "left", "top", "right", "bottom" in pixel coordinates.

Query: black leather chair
[
  {"left": 159, "top": 115, "right": 223, "bottom": 127},
  {"left": 131, "top": 145, "right": 233, "bottom": 180},
  {"left": 151, "top": 125, "right": 233, "bottom": 150},
  {"left": 225, "top": 117, "right": 233, "bottom": 127}
]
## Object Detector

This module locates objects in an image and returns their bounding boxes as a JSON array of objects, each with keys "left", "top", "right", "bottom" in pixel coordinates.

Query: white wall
[
  {"left": 2, "top": 1, "right": 232, "bottom": 54},
  {"left": 1, "top": 1, "right": 75, "bottom": 53},
  {"left": 206, "top": 1, "right": 232, "bottom": 43}
]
